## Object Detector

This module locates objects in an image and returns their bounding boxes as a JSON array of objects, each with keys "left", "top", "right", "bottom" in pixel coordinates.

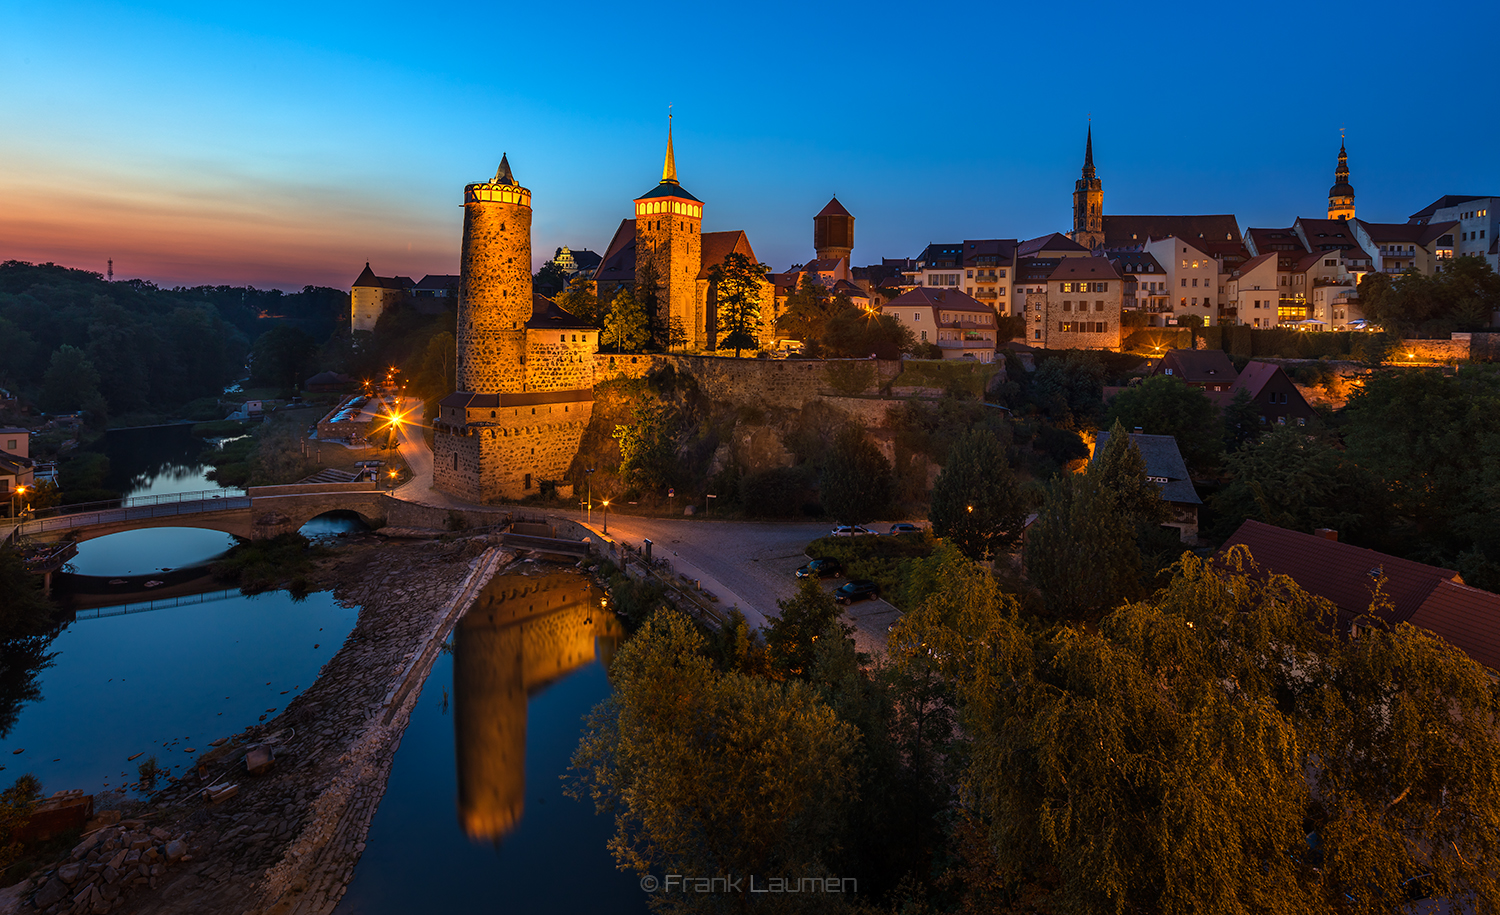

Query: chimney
[{"left": 1313, "top": 528, "right": 1338, "bottom": 542}]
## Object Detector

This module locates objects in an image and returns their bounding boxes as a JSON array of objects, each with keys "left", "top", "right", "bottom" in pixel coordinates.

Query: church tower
[
  {"left": 814, "top": 197, "right": 855, "bottom": 265},
  {"left": 1070, "top": 126, "right": 1104, "bottom": 251},
  {"left": 1327, "top": 138, "right": 1356, "bottom": 221},
  {"left": 457, "top": 155, "right": 532, "bottom": 393},
  {"left": 634, "top": 117, "right": 704, "bottom": 348}
]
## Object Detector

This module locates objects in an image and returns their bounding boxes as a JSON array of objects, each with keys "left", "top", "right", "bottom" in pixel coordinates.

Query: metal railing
[
  {"left": 73, "top": 588, "right": 242, "bottom": 621},
  {"left": 19, "top": 493, "right": 252, "bottom": 536},
  {"left": 25, "top": 488, "right": 246, "bottom": 522}
]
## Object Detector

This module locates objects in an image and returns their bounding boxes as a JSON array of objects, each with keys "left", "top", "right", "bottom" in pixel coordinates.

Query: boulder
[
  {"left": 57, "top": 863, "right": 83, "bottom": 885},
  {"left": 33, "top": 876, "right": 67, "bottom": 909},
  {"left": 164, "top": 840, "right": 186, "bottom": 863},
  {"left": 244, "top": 746, "right": 274, "bottom": 776}
]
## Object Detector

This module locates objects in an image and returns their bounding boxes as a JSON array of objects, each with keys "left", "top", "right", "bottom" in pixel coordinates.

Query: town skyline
[{"left": 3, "top": 0, "right": 1495, "bottom": 290}]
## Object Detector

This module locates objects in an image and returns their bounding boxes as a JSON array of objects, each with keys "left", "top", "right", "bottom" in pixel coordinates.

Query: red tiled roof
[
  {"left": 1103, "top": 214, "right": 1242, "bottom": 248},
  {"left": 1234, "top": 252, "right": 1277, "bottom": 275},
  {"left": 816, "top": 197, "right": 852, "bottom": 218},
  {"left": 1219, "top": 520, "right": 1459, "bottom": 626},
  {"left": 1047, "top": 257, "right": 1122, "bottom": 281},
  {"left": 881, "top": 286, "right": 992, "bottom": 313},
  {"left": 1018, "top": 233, "right": 1088, "bottom": 256},
  {"left": 1359, "top": 220, "right": 1460, "bottom": 247},
  {"left": 1407, "top": 579, "right": 1500, "bottom": 673},
  {"left": 1155, "top": 349, "right": 1236, "bottom": 384},
  {"left": 698, "top": 230, "right": 759, "bottom": 280}
]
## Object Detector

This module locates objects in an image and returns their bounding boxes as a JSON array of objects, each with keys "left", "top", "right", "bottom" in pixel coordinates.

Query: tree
[
  {"left": 249, "top": 325, "right": 317, "bottom": 389},
  {"left": 928, "top": 428, "right": 1029, "bottom": 560},
  {"left": 40, "top": 344, "right": 102, "bottom": 415},
  {"left": 409, "top": 331, "right": 455, "bottom": 405},
  {"left": 820, "top": 424, "right": 893, "bottom": 524},
  {"left": 765, "top": 577, "right": 850, "bottom": 679},
  {"left": 612, "top": 399, "right": 680, "bottom": 494},
  {"left": 708, "top": 252, "right": 768, "bottom": 357},
  {"left": 555, "top": 275, "right": 600, "bottom": 325},
  {"left": 822, "top": 308, "right": 915, "bottom": 360},
  {"left": 634, "top": 257, "right": 665, "bottom": 350},
  {"left": 1024, "top": 469, "right": 1142, "bottom": 618},
  {"left": 600, "top": 287, "right": 650, "bottom": 352},
  {"left": 1211, "top": 424, "right": 1383, "bottom": 542},
  {"left": 1222, "top": 386, "right": 1260, "bottom": 451},
  {"left": 1103, "top": 374, "right": 1221, "bottom": 473},
  {"left": 776, "top": 272, "right": 840, "bottom": 349},
  {"left": 533, "top": 259, "right": 568, "bottom": 298},
  {"left": 1093, "top": 419, "right": 1170, "bottom": 525},
  {"left": 0, "top": 548, "right": 55, "bottom": 641},
  {"left": 1360, "top": 257, "right": 1500, "bottom": 337},
  {"left": 567, "top": 610, "right": 858, "bottom": 896}
]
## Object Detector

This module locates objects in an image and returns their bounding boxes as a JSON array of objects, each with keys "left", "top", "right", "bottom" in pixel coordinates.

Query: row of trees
[
  {"left": 1359, "top": 255, "right": 1500, "bottom": 337},
  {"left": 572, "top": 542, "right": 1500, "bottom": 913}
]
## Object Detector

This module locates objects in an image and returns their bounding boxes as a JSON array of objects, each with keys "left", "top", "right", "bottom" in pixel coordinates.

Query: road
[{"left": 381, "top": 395, "right": 901, "bottom": 646}]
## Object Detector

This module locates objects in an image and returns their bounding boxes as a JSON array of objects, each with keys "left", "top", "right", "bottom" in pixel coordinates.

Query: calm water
[{"left": 336, "top": 571, "right": 646, "bottom": 915}]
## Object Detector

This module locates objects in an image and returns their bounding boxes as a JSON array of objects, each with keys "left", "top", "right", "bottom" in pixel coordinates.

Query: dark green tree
[
  {"left": 1023, "top": 468, "right": 1141, "bottom": 618},
  {"left": 39, "top": 344, "right": 102, "bottom": 416},
  {"left": 822, "top": 307, "right": 916, "bottom": 360},
  {"left": 1222, "top": 386, "right": 1261, "bottom": 450},
  {"left": 820, "top": 424, "right": 893, "bottom": 524},
  {"left": 708, "top": 252, "right": 768, "bottom": 357},
  {"left": 928, "top": 428, "right": 1028, "bottom": 560},
  {"left": 612, "top": 399, "right": 680, "bottom": 494},
  {"left": 1103, "top": 373, "right": 1221, "bottom": 473},
  {"left": 775, "top": 272, "right": 840, "bottom": 352},
  {"left": 249, "top": 325, "right": 318, "bottom": 389},
  {"left": 1093, "top": 419, "right": 1170, "bottom": 525},
  {"left": 1211, "top": 424, "right": 1383, "bottom": 542},
  {"left": 533, "top": 259, "right": 568, "bottom": 297},
  {"left": 601, "top": 287, "right": 650, "bottom": 352},
  {"left": 766, "top": 577, "right": 850, "bottom": 679},
  {"left": 555, "top": 274, "right": 600, "bottom": 325},
  {"left": 634, "top": 257, "right": 665, "bottom": 349}
]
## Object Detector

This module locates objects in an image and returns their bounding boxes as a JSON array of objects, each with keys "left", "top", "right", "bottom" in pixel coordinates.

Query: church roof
[
  {"left": 699, "top": 231, "right": 759, "bottom": 280},
  {"left": 1102, "top": 215, "right": 1242, "bottom": 249},
  {"left": 594, "top": 219, "right": 638, "bottom": 283},
  {"left": 816, "top": 197, "right": 853, "bottom": 218},
  {"left": 525, "top": 293, "right": 598, "bottom": 330}
]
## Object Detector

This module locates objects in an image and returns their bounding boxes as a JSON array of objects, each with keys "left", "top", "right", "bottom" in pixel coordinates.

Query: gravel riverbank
[{"left": 8, "top": 536, "right": 514, "bottom": 915}]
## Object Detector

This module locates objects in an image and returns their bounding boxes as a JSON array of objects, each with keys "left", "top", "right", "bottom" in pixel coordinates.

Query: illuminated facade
[{"left": 433, "top": 155, "right": 598, "bottom": 503}]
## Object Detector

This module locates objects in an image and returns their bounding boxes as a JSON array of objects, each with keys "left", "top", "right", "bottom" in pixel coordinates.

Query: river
[{"left": 9, "top": 425, "right": 644, "bottom": 912}]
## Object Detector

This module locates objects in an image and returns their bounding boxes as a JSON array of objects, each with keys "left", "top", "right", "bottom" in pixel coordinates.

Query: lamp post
[
  {"left": 10, "top": 484, "right": 25, "bottom": 520},
  {"left": 601, "top": 499, "right": 610, "bottom": 534},
  {"left": 585, "top": 468, "right": 595, "bottom": 524}
]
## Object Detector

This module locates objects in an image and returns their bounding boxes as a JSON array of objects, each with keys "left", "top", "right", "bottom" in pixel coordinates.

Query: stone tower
[
  {"left": 457, "top": 154, "right": 532, "bottom": 394},
  {"left": 1327, "top": 138, "right": 1356, "bottom": 221},
  {"left": 814, "top": 197, "right": 855, "bottom": 264},
  {"left": 634, "top": 118, "right": 704, "bottom": 348},
  {"left": 1070, "top": 125, "right": 1104, "bottom": 251}
]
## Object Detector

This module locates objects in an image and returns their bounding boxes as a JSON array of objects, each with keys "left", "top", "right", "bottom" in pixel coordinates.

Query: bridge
[{"left": 10, "top": 483, "right": 593, "bottom": 557}]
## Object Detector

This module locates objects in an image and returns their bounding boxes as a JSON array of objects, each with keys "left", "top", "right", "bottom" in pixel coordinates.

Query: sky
[{"left": 2, "top": 0, "right": 1497, "bottom": 291}]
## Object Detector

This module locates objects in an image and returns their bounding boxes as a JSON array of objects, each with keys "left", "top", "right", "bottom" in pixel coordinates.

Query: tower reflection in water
[{"left": 452, "top": 571, "right": 622, "bottom": 842}]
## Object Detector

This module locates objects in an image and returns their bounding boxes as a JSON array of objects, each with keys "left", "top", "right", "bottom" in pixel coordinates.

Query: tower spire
[
  {"left": 662, "top": 109, "right": 678, "bottom": 185},
  {"left": 1083, "top": 123, "right": 1095, "bottom": 178},
  {"left": 494, "top": 153, "right": 515, "bottom": 186}
]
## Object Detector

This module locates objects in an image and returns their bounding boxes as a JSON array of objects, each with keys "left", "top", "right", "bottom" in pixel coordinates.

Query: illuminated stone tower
[
  {"left": 433, "top": 155, "right": 598, "bottom": 503},
  {"left": 1070, "top": 125, "right": 1104, "bottom": 251},
  {"left": 814, "top": 197, "right": 855, "bottom": 265},
  {"left": 634, "top": 117, "right": 704, "bottom": 348},
  {"left": 1327, "top": 138, "right": 1356, "bottom": 221},
  {"left": 457, "top": 155, "right": 532, "bottom": 393}
]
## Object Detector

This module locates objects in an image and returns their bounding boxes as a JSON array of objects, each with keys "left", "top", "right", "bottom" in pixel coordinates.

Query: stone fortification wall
[
  {"left": 1471, "top": 333, "right": 1500, "bottom": 362},
  {"left": 526, "top": 332, "right": 599, "bottom": 391},
  {"left": 458, "top": 186, "right": 531, "bottom": 394},
  {"left": 594, "top": 353, "right": 657, "bottom": 382},
  {"left": 433, "top": 406, "right": 594, "bottom": 503},
  {"left": 671, "top": 356, "right": 902, "bottom": 410},
  {"left": 1395, "top": 337, "right": 1470, "bottom": 363}
]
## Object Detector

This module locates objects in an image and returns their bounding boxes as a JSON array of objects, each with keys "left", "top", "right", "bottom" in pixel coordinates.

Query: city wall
[{"left": 593, "top": 354, "right": 903, "bottom": 411}]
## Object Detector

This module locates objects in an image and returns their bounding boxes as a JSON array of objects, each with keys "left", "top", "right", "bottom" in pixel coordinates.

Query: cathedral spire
[
  {"left": 662, "top": 112, "right": 679, "bottom": 185},
  {"left": 1083, "top": 124, "right": 1095, "bottom": 177}
]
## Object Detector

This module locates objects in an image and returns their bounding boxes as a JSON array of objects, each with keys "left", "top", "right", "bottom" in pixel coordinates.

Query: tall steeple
[
  {"left": 493, "top": 153, "right": 516, "bottom": 186},
  {"left": 1071, "top": 123, "right": 1104, "bottom": 250},
  {"left": 662, "top": 112, "right": 678, "bottom": 185},
  {"left": 1327, "top": 133, "right": 1356, "bottom": 221}
]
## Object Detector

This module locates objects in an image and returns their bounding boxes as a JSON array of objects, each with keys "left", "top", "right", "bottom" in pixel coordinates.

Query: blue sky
[{"left": 2, "top": 0, "right": 1495, "bottom": 289}]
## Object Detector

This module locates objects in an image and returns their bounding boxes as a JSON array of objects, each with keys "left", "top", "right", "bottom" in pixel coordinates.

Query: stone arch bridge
[{"left": 18, "top": 484, "right": 396, "bottom": 544}]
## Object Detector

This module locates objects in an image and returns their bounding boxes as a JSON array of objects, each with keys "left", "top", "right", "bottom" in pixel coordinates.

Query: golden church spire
[{"left": 662, "top": 110, "right": 678, "bottom": 185}]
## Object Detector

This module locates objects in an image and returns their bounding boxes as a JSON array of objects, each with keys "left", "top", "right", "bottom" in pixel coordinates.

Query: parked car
[
  {"left": 830, "top": 525, "right": 874, "bottom": 537},
  {"left": 834, "top": 580, "right": 880, "bottom": 603},
  {"left": 888, "top": 523, "right": 920, "bottom": 535},
  {"left": 795, "top": 558, "right": 843, "bottom": 579}
]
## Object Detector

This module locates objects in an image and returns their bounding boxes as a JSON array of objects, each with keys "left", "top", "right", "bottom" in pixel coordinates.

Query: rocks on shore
[{"left": 18, "top": 823, "right": 194, "bottom": 914}]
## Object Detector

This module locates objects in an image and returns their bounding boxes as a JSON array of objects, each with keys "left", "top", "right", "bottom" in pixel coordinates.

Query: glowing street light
[{"left": 601, "top": 499, "right": 610, "bottom": 534}]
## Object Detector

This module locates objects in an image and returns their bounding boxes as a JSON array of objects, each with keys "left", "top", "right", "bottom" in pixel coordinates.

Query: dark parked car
[
  {"left": 833, "top": 580, "right": 879, "bottom": 604},
  {"left": 888, "top": 523, "right": 920, "bottom": 535},
  {"left": 796, "top": 558, "right": 843, "bottom": 579}
]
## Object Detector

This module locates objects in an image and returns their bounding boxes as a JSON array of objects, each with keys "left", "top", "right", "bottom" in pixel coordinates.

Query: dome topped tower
[
  {"left": 1328, "top": 137, "right": 1356, "bottom": 221},
  {"left": 634, "top": 115, "right": 704, "bottom": 348}
]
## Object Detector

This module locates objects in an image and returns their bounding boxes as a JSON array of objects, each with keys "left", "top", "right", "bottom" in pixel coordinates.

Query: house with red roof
[{"left": 1218, "top": 520, "right": 1500, "bottom": 674}]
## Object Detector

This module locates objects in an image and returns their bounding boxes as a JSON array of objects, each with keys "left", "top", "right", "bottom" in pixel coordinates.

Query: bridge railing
[
  {"left": 17, "top": 495, "right": 252, "bottom": 536},
  {"left": 24, "top": 489, "right": 247, "bottom": 522}
]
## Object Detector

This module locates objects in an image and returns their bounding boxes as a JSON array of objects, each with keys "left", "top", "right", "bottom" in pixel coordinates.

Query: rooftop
[{"left": 1092, "top": 431, "right": 1201, "bottom": 505}]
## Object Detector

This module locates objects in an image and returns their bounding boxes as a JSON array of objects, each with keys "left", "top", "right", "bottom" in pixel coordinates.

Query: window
[
  {"left": 1063, "top": 301, "right": 1072, "bottom": 311},
  {"left": 1297, "top": 417, "right": 1307, "bottom": 427},
  {"left": 1095, "top": 301, "right": 1104, "bottom": 312},
  {"left": 1181, "top": 278, "right": 1187, "bottom": 287},
  {"left": 1062, "top": 282, "right": 1074, "bottom": 292},
  {"left": 524, "top": 473, "right": 532, "bottom": 489},
  {"left": 1192, "top": 278, "right": 1198, "bottom": 287},
  {"left": 967, "top": 270, "right": 973, "bottom": 278}
]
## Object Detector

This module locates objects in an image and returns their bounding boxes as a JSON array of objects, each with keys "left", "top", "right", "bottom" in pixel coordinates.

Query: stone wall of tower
[
  {"left": 453, "top": 607, "right": 526, "bottom": 841},
  {"left": 524, "top": 330, "right": 598, "bottom": 392},
  {"left": 458, "top": 186, "right": 532, "bottom": 394},
  {"left": 814, "top": 212, "right": 854, "bottom": 264},
  {"left": 637, "top": 213, "right": 703, "bottom": 348},
  {"left": 432, "top": 405, "right": 594, "bottom": 502}
]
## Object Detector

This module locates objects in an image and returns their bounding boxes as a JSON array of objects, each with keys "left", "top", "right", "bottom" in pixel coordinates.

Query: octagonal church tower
[
  {"left": 434, "top": 155, "right": 597, "bottom": 503},
  {"left": 634, "top": 118, "right": 706, "bottom": 348}
]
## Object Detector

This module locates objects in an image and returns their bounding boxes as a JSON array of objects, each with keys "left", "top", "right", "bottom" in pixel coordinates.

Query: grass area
[
  {"left": 211, "top": 533, "right": 331, "bottom": 595},
  {"left": 192, "top": 419, "right": 248, "bottom": 437},
  {"left": 803, "top": 533, "right": 937, "bottom": 610},
  {"left": 891, "top": 360, "right": 1004, "bottom": 397}
]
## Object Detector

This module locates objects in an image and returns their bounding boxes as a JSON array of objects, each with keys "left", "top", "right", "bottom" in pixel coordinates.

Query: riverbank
[{"left": 6, "top": 535, "right": 519, "bottom": 915}]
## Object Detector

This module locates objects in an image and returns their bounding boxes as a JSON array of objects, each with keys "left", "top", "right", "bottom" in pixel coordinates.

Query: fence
[{"left": 19, "top": 494, "right": 252, "bottom": 537}]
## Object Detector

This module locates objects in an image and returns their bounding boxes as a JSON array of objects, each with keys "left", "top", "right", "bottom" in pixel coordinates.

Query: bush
[
  {"left": 739, "top": 467, "right": 812, "bottom": 518},
  {"left": 803, "top": 533, "right": 935, "bottom": 610}
]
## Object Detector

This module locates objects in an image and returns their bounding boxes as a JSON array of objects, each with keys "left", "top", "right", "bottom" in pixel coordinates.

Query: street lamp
[
  {"left": 10, "top": 484, "right": 26, "bottom": 520},
  {"left": 585, "top": 468, "right": 595, "bottom": 524},
  {"left": 602, "top": 499, "right": 610, "bottom": 534}
]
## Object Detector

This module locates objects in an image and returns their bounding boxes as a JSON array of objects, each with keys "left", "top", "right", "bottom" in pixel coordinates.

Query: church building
[{"left": 592, "top": 122, "right": 774, "bottom": 351}]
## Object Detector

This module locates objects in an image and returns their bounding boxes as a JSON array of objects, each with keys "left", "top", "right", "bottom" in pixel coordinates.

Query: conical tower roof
[
  {"left": 637, "top": 115, "right": 700, "bottom": 202},
  {"left": 817, "top": 197, "right": 852, "bottom": 218},
  {"left": 493, "top": 153, "right": 517, "bottom": 187},
  {"left": 1083, "top": 124, "right": 1096, "bottom": 178},
  {"left": 353, "top": 262, "right": 380, "bottom": 287}
]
